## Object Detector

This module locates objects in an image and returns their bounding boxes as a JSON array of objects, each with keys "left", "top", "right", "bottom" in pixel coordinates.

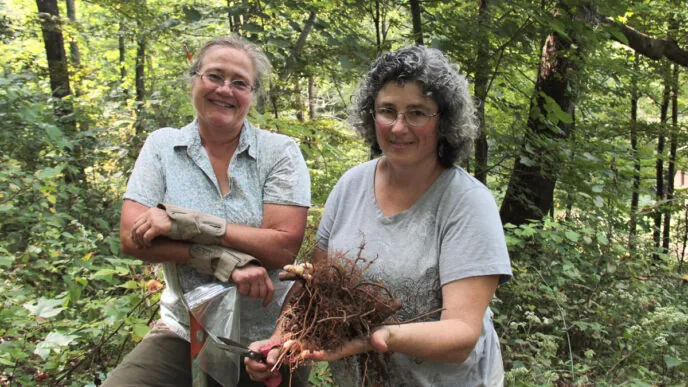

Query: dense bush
[{"left": 498, "top": 219, "right": 688, "bottom": 386}]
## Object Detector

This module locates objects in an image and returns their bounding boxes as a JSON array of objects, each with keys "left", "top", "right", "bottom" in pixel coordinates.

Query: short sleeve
[
  {"left": 439, "top": 186, "right": 512, "bottom": 286},
  {"left": 263, "top": 140, "right": 311, "bottom": 207},
  {"left": 123, "top": 133, "right": 166, "bottom": 208},
  {"left": 316, "top": 178, "right": 343, "bottom": 251}
]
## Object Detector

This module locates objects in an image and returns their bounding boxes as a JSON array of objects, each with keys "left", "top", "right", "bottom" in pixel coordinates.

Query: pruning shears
[{"left": 216, "top": 336, "right": 266, "bottom": 362}]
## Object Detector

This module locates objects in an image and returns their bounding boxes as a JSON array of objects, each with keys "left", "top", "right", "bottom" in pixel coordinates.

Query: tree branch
[{"left": 604, "top": 18, "right": 688, "bottom": 67}]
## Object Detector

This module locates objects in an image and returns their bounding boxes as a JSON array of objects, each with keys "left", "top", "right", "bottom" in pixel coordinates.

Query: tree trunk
[
  {"left": 654, "top": 62, "right": 670, "bottom": 250},
  {"left": 36, "top": 0, "right": 84, "bottom": 184},
  {"left": 119, "top": 22, "right": 127, "bottom": 87},
  {"left": 473, "top": 0, "right": 489, "bottom": 184},
  {"left": 65, "top": 0, "right": 80, "bottom": 66},
  {"left": 227, "top": 0, "right": 244, "bottom": 32},
  {"left": 409, "top": 0, "right": 423, "bottom": 46},
  {"left": 134, "top": 20, "right": 146, "bottom": 135},
  {"left": 629, "top": 53, "right": 640, "bottom": 252},
  {"left": 662, "top": 62, "right": 679, "bottom": 251},
  {"left": 295, "top": 78, "right": 304, "bottom": 122},
  {"left": 308, "top": 76, "right": 315, "bottom": 119},
  {"left": 36, "top": 0, "right": 72, "bottom": 101},
  {"left": 373, "top": 0, "right": 381, "bottom": 52},
  {"left": 270, "top": 11, "right": 317, "bottom": 121},
  {"left": 499, "top": 22, "right": 577, "bottom": 226}
]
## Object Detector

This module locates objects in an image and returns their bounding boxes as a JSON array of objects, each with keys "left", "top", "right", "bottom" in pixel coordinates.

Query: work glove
[
  {"left": 157, "top": 203, "right": 226, "bottom": 245},
  {"left": 188, "top": 244, "right": 263, "bottom": 283}
]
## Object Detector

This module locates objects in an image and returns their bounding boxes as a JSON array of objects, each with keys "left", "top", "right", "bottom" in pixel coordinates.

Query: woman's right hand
[
  {"left": 245, "top": 338, "right": 282, "bottom": 382},
  {"left": 130, "top": 207, "right": 173, "bottom": 248}
]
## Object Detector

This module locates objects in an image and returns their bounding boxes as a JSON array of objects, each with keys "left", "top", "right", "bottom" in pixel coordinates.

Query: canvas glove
[
  {"left": 188, "top": 244, "right": 263, "bottom": 283},
  {"left": 157, "top": 203, "right": 226, "bottom": 245}
]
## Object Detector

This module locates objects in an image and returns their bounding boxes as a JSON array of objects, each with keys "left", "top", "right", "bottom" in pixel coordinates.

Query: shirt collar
[{"left": 174, "top": 119, "right": 257, "bottom": 160}]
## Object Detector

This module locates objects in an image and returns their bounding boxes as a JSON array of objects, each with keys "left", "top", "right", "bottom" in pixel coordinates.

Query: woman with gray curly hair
[{"left": 247, "top": 46, "right": 512, "bottom": 386}]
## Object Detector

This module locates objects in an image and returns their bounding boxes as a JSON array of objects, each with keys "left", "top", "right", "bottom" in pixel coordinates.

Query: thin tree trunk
[
  {"left": 65, "top": 0, "right": 81, "bottom": 66},
  {"left": 409, "top": 0, "right": 423, "bottom": 46},
  {"left": 374, "top": 0, "right": 381, "bottom": 52},
  {"left": 119, "top": 22, "right": 127, "bottom": 85},
  {"left": 134, "top": 20, "right": 146, "bottom": 135},
  {"left": 308, "top": 76, "right": 315, "bottom": 119},
  {"left": 662, "top": 62, "right": 679, "bottom": 251},
  {"left": 295, "top": 78, "right": 304, "bottom": 122},
  {"left": 654, "top": 62, "right": 670, "bottom": 251},
  {"left": 629, "top": 53, "right": 640, "bottom": 252},
  {"left": 473, "top": 0, "right": 489, "bottom": 184}
]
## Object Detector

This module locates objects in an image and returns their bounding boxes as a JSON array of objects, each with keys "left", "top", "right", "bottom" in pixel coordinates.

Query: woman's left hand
[
  {"left": 303, "top": 326, "right": 391, "bottom": 362},
  {"left": 130, "top": 207, "right": 173, "bottom": 248}
]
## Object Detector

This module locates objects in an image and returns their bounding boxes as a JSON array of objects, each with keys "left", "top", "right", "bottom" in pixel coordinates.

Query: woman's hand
[
  {"left": 303, "top": 326, "right": 391, "bottom": 362},
  {"left": 231, "top": 265, "right": 275, "bottom": 307},
  {"left": 245, "top": 338, "right": 282, "bottom": 382},
  {"left": 130, "top": 207, "right": 173, "bottom": 248}
]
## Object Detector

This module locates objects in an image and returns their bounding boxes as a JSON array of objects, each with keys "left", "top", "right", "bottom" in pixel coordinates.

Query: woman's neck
[
  {"left": 374, "top": 157, "right": 445, "bottom": 217},
  {"left": 198, "top": 124, "right": 242, "bottom": 155},
  {"left": 378, "top": 156, "right": 444, "bottom": 190}
]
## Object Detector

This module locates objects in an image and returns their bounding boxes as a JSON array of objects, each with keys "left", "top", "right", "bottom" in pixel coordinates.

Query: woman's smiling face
[
  {"left": 191, "top": 46, "right": 255, "bottom": 133},
  {"left": 374, "top": 80, "right": 440, "bottom": 169}
]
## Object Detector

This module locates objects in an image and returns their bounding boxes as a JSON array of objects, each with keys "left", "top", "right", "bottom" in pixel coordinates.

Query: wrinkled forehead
[
  {"left": 375, "top": 80, "right": 438, "bottom": 109},
  {"left": 199, "top": 46, "right": 255, "bottom": 75}
]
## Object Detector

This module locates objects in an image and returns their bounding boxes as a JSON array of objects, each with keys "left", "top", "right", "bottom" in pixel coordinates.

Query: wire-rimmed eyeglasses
[
  {"left": 373, "top": 107, "right": 439, "bottom": 127},
  {"left": 192, "top": 71, "right": 255, "bottom": 94}
]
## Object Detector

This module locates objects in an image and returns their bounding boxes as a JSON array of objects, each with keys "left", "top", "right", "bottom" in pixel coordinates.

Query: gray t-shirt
[
  {"left": 124, "top": 119, "right": 311, "bottom": 343},
  {"left": 317, "top": 159, "right": 512, "bottom": 386}
]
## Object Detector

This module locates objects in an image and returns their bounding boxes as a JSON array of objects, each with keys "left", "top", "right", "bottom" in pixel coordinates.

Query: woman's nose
[{"left": 390, "top": 114, "right": 408, "bottom": 133}]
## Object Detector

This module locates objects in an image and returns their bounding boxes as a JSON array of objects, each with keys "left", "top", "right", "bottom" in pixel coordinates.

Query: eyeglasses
[
  {"left": 192, "top": 71, "right": 255, "bottom": 94},
  {"left": 373, "top": 107, "right": 439, "bottom": 127}
]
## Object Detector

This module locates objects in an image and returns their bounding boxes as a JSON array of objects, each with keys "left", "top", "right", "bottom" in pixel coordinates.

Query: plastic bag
[{"left": 184, "top": 282, "right": 241, "bottom": 387}]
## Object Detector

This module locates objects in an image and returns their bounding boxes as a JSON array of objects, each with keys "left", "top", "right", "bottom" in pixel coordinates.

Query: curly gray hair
[
  {"left": 189, "top": 35, "right": 271, "bottom": 93},
  {"left": 351, "top": 46, "right": 478, "bottom": 167}
]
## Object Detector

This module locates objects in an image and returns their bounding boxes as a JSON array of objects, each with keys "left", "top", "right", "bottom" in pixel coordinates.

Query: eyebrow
[
  {"left": 202, "top": 67, "right": 250, "bottom": 80},
  {"left": 376, "top": 102, "right": 434, "bottom": 110}
]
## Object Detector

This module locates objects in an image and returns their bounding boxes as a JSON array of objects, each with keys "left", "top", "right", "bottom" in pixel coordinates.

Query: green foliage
[
  {"left": 498, "top": 219, "right": 688, "bottom": 386},
  {"left": 1, "top": 0, "right": 687, "bottom": 386}
]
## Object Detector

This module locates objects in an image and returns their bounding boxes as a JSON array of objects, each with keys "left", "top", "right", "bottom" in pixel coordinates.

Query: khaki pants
[{"left": 103, "top": 321, "right": 309, "bottom": 387}]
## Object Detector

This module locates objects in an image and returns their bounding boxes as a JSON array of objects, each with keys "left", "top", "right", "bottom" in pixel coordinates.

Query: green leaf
[
  {"left": 23, "top": 297, "right": 66, "bottom": 318},
  {"left": 520, "top": 156, "right": 535, "bottom": 166},
  {"left": 91, "top": 269, "right": 118, "bottom": 280},
  {"left": 182, "top": 6, "right": 202, "bottom": 22},
  {"left": 132, "top": 324, "right": 151, "bottom": 339},
  {"left": 565, "top": 231, "right": 580, "bottom": 242},
  {"left": 597, "top": 233, "right": 609, "bottom": 246},
  {"left": 116, "top": 266, "right": 131, "bottom": 275},
  {"left": 605, "top": 24, "right": 629, "bottom": 45},
  {"left": 35, "top": 165, "right": 64, "bottom": 180},
  {"left": 664, "top": 355, "right": 683, "bottom": 369},
  {"left": 34, "top": 332, "right": 78, "bottom": 360},
  {"left": 42, "top": 124, "right": 65, "bottom": 144},
  {"left": 0, "top": 255, "right": 15, "bottom": 268},
  {"left": 119, "top": 280, "right": 140, "bottom": 290}
]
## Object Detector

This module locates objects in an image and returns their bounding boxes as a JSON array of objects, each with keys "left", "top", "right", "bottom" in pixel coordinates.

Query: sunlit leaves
[
  {"left": 34, "top": 332, "right": 79, "bottom": 360},
  {"left": 23, "top": 297, "right": 66, "bottom": 319}
]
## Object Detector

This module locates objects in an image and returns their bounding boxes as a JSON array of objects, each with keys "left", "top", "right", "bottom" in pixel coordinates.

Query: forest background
[{"left": 1, "top": 0, "right": 687, "bottom": 386}]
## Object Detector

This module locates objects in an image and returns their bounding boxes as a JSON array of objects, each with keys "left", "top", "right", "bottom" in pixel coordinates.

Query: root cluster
[{"left": 275, "top": 248, "right": 402, "bottom": 384}]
